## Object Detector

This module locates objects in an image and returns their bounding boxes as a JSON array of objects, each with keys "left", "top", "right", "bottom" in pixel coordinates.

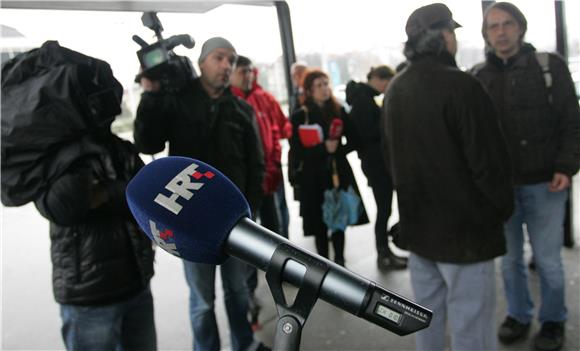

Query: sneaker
[
  {"left": 498, "top": 316, "right": 530, "bottom": 344},
  {"left": 534, "top": 321, "right": 565, "bottom": 351}
]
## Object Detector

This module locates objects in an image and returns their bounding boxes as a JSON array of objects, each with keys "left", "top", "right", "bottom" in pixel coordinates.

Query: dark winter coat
[
  {"left": 383, "top": 53, "right": 513, "bottom": 264},
  {"left": 34, "top": 133, "right": 154, "bottom": 305},
  {"left": 345, "top": 81, "right": 392, "bottom": 188},
  {"left": 134, "top": 78, "right": 265, "bottom": 212},
  {"left": 289, "top": 102, "right": 368, "bottom": 236},
  {"left": 471, "top": 43, "right": 580, "bottom": 184}
]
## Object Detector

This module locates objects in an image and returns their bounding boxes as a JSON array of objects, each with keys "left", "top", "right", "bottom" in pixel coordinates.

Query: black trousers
[
  {"left": 361, "top": 158, "right": 394, "bottom": 257},
  {"left": 246, "top": 194, "right": 281, "bottom": 293}
]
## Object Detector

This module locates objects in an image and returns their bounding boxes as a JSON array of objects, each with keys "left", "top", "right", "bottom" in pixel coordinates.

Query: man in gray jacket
[
  {"left": 472, "top": 3, "right": 580, "bottom": 351},
  {"left": 383, "top": 3, "right": 513, "bottom": 350}
]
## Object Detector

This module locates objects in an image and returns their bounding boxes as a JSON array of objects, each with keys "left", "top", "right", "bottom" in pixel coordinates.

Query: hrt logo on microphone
[
  {"left": 149, "top": 220, "right": 180, "bottom": 256},
  {"left": 154, "top": 163, "right": 215, "bottom": 214}
]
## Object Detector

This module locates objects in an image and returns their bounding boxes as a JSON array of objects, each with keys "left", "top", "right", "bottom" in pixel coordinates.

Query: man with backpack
[{"left": 471, "top": 3, "right": 580, "bottom": 350}]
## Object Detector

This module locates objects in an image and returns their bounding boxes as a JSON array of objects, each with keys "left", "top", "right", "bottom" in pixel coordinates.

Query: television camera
[{"left": 133, "top": 12, "right": 196, "bottom": 91}]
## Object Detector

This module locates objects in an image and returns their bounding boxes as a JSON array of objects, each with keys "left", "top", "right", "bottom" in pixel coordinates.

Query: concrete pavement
[{"left": 2, "top": 151, "right": 579, "bottom": 350}]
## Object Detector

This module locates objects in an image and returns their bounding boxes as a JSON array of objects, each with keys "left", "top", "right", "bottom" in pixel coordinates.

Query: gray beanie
[{"left": 198, "top": 37, "right": 236, "bottom": 64}]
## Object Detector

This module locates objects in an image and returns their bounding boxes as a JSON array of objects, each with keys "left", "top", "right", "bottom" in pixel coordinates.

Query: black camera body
[{"left": 133, "top": 12, "right": 196, "bottom": 92}]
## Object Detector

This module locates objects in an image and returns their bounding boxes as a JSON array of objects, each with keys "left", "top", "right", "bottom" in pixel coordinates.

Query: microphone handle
[
  {"left": 225, "top": 218, "right": 432, "bottom": 336},
  {"left": 225, "top": 218, "right": 373, "bottom": 316}
]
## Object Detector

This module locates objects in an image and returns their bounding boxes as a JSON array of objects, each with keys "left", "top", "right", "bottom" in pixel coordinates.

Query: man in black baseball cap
[{"left": 383, "top": 3, "right": 513, "bottom": 351}]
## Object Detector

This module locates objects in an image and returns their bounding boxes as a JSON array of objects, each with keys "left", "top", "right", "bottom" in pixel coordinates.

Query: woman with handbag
[{"left": 289, "top": 69, "right": 368, "bottom": 266}]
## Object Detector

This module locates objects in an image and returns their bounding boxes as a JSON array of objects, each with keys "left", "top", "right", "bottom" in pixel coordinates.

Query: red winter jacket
[{"left": 231, "top": 83, "right": 291, "bottom": 195}]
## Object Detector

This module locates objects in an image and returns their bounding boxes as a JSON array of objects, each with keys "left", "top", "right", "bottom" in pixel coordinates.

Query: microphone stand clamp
[{"left": 265, "top": 243, "right": 330, "bottom": 351}]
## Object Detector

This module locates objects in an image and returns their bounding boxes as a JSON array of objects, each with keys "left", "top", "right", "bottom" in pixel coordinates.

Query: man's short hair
[
  {"left": 482, "top": 2, "right": 528, "bottom": 45},
  {"left": 367, "top": 65, "right": 395, "bottom": 81},
  {"left": 291, "top": 61, "right": 307, "bottom": 75},
  {"left": 236, "top": 55, "right": 252, "bottom": 68}
]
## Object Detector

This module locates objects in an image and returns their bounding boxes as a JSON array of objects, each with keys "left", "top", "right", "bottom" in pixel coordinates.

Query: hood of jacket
[{"left": 345, "top": 80, "right": 379, "bottom": 106}]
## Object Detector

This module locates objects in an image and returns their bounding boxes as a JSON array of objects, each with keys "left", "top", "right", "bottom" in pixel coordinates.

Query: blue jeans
[
  {"left": 183, "top": 258, "right": 254, "bottom": 351},
  {"left": 502, "top": 182, "right": 568, "bottom": 323},
  {"left": 275, "top": 179, "right": 290, "bottom": 238},
  {"left": 60, "top": 286, "right": 156, "bottom": 351},
  {"left": 409, "top": 253, "right": 497, "bottom": 351}
]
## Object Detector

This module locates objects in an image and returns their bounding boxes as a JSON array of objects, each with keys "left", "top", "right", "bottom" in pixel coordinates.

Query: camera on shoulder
[{"left": 133, "top": 12, "right": 197, "bottom": 92}]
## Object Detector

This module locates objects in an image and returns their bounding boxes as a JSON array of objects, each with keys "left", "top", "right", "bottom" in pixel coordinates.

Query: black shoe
[
  {"left": 534, "top": 321, "right": 565, "bottom": 351},
  {"left": 529, "top": 256, "right": 536, "bottom": 271},
  {"left": 377, "top": 254, "right": 408, "bottom": 271},
  {"left": 256, "top": 342, "right": 271, "bottom": 351},
  {"left": 334, "top": 258, "right": 345, "bottom": 267},
  {"left": 248, "top": 341, "right": 271, "bottom": 351},
  {"left": 248, "top": 294, "right": 261, "bottom": 330},
  {"left": 498, "top": 316, "right": 530, "bottom": 344}
]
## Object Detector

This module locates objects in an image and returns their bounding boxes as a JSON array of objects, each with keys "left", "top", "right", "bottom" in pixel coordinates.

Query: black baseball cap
[{"left": 405, "top": 3, "right": 461, "bottom": 38}]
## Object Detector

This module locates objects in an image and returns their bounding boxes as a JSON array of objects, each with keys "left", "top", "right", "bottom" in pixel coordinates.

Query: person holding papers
[{"left": 289, "top": 69, "right": 368, "bottom": 266}]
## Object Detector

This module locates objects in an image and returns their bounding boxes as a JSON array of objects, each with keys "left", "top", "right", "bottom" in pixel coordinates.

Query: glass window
[
  {"left": 565, "top": 0, "right": 580, "bottom": 81},
  {"left": 508, "top": 0, "right": 556, "bottom": 52},
  {"left": 287, "top": 0, "right": 486, "bottom": 90},
  {"left": 0, "top": 5, "right": 285, "bottom": 120}
]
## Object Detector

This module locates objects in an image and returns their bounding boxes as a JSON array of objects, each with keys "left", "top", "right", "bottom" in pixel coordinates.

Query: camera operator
[{"left": 134, "top": 37, "right": 266, "bottom": 351}]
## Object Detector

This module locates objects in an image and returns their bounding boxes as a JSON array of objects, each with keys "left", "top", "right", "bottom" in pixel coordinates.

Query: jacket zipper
[{"left": 73, "top": 231, "right": 81, "bottom": 283}]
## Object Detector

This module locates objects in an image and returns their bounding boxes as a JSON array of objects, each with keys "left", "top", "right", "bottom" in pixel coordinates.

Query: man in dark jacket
[
  {"left": 383, "top": 4, "right": 513, "bottom": 350},
  {"left": 1, "top": 42, "right": 157, "bottom": 351},
  {"left": 34, "top": 129, "right": 156, "bottom": 351},
  {"left": 472, "top": 3, "right": 580, "bottom": 350},
  {"left": 346, "top": 65, "right": 407, "bottom": 271},
  {"left": 134, "top": 37, "right": 265, "bottom": 351}
]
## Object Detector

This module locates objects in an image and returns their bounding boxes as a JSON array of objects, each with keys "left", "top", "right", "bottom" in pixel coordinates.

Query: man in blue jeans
[
  {"left": 2, "top": 41, "right": 156, "bottom": 351},
  {"left": 383, "top": 4, "right": 514, "bottom": 350},
  {"left": 472, "top": 3, "right": 580, "bottom": 351},
  {"left": 134, "top": 37, "right": 266, "bottom": 351}
]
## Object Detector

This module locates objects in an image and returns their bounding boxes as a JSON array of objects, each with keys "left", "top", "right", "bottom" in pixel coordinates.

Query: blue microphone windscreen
[{"left": 126, "top": 156, "right": 250, "bottom": 264}]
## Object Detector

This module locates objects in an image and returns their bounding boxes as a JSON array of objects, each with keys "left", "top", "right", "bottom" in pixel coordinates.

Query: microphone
[
  {"left": 329, "top": 118, "right": 343, "bottom": 140},
  {"left": 126, "top": 156, "right": 431, "bottom": 336},
  {"left": 132, "top": 35, "right": 149, "bottom": 48},
  {"left": 165, "top": 34, "right": 196, "bottom": 50}
]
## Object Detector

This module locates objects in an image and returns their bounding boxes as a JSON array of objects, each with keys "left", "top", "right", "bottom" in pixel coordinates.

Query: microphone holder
[{"left": 265, "top": 243, "right": 330, "bottom": 351}]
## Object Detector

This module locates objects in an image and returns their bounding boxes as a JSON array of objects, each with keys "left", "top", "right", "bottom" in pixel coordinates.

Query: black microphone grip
[
  {"left": 227, "top": 218, "right": 369, "bottom": 314},
  {"left": 225, "top": 218, "right": 432, "bottom": 336}
]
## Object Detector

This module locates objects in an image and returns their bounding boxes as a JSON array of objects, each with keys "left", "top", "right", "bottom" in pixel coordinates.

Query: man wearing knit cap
[
  {"left": 134, "top": 37, "right": 267, "bottom": 351},
  {"left": 383, "top": 3, "right": 513, "bottom": 350},
  {"left": 472, "top": 3, "right": 580, "bottom": 351}
]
